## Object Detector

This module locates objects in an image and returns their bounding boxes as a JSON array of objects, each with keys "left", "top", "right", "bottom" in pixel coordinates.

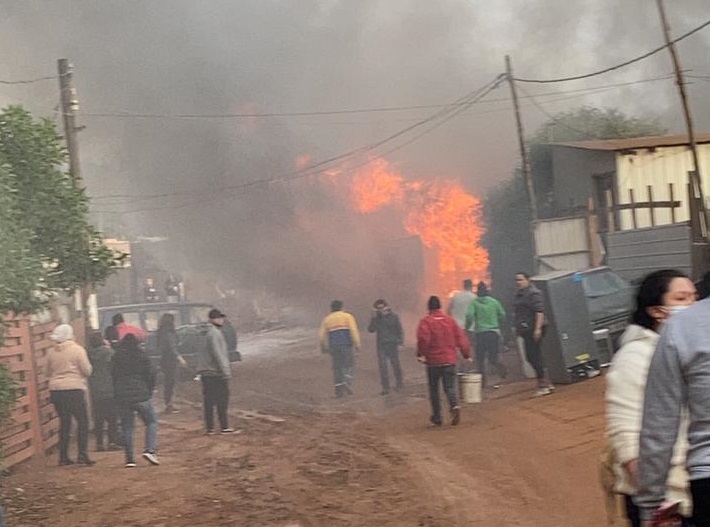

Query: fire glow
[{"left": 350, "top": 157, "right": 489, "bottom": 291}]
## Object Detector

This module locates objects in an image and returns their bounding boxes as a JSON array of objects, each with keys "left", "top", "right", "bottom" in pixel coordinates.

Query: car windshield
[
  {"left": 187, "top": 306, "right": 212, "bottom": 325},
  {"left": 144, "top": 309, "right": 180, "bottom": 331},
  {"left": 581, "top": 271, "right": 629, "bottom": 298}
]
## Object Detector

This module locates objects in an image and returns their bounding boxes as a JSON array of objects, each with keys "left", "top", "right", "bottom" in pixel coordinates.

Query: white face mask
[{"left": 662, "top": 305, "right": 691, "bottom": 316}]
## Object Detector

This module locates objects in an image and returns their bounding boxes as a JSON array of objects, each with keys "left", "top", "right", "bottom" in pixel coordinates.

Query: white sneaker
[
  {"left": 125, "top": 461, "right": 137, "bottom": 468},
  {"left": 532, "top": 387, "right": 553, "bottom": 398},
  {"left": 142, "top": 452, "right": 160, "bottom": 466}
]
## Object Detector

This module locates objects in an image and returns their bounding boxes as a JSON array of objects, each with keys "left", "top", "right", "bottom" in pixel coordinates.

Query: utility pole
[
  {"left": 506, "top": 55, "right": 539, "bottom": 272},
  {"left": 58, "top": 59, "right": 93, "bottom": 336},
  {"left": 656, "top": 0, "right": 708, "bottom": 241},
  {"left": 506, "top": 55, "right": 538, "bottom": 221},
  {"left": 58, "top": 59, "right": 82, "bottom": 185}
]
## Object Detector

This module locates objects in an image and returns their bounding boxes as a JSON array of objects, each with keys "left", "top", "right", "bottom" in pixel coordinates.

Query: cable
[
  {"left": 515, "top": 17, "right": 710, "bottom": 84},
  {"left": 91, "top": 75, "right": 505, "bottom": 214},
  {"left": 91, "top": 73, "right": 673, "bottom": 204},
  {"left": 0, "top": 74, "right": 58, "bottom": 85}
]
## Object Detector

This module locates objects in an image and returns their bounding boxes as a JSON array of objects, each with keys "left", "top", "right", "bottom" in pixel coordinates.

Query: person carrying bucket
[
  {"left": 465, "top": 282, "right": 507, "bottom": 389},
  {"left": 416, "top": 296, "right": 472, "bottom": 426}
]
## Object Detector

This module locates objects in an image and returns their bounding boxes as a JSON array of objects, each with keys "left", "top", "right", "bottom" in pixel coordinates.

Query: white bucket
[{"left": 458, "top": 373, "right": 482, "bottom": 404}]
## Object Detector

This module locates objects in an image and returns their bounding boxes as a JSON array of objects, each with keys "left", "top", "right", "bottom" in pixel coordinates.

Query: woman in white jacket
[{"left": 606, "top": 269, "right": 696, "bottom": 526}]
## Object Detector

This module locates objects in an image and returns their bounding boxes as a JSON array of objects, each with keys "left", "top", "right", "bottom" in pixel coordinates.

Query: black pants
[
  {"left": 330, "top": 346, "right": 354, "bottom": 397},
  {"left": 623, "top": 494, "right": 693, "bottom": 527},
  {"left": 201, "top": 376, "right": 229, "bottom": 431},
  {"left": 377, "top": 344, "right": 403, "bottom": 392},
  {"left": 51, "top": 390, "right": 90, "bottom": 463},
  {"left": 92, "top": 397, "right": 119, "bottom": 448},
  {"left": 475, "top": 331, "right": 505, "bottom": 386},
  {"left": 519, "top": 330, "right": 546, "bottom": 382},
  {"left": 693, "top": 478, "right": 710, "bottom": 526},
  {"left": 162, "top": 359, "right": 177, "bottom": 407},
  {"left": 427, "top": 365, "right": 458, "bottom": 425}
]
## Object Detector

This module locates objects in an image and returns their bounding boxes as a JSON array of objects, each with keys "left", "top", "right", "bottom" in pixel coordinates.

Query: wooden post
[
  {"left": 19, "top": 317, "right": 45, "bottom": 462},
  {"left": 629, "top": 188, "right": 638, "bottom": 229},
  {"left": 669, "top": 183, "right": 676, "bottom": 224},
  {"left": 605, "top": 189, "right": 615, "bottom": 232},
  {"left": 587, "top": 197, "right": 603, "bottom": 267},
  {"left": 648, "top": 185, "right": 656, "bottom": 226}
]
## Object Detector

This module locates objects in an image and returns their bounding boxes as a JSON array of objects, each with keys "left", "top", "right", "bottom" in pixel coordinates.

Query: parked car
[
  {"left": 97, "top": 302, "right": 239, "bottom": 373},
  {"left": 576, "top": 267, "right": 635, "bottom": 348}
]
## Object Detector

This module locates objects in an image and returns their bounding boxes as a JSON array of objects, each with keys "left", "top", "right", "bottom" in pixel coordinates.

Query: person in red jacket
[{"left": 416, "top": 295, "right": 472, "bottom": 426}]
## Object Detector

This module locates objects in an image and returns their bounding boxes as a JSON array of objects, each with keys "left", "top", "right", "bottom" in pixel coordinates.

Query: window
[{"left": 144, "top": 310, "right": 179, "bottom": 332}]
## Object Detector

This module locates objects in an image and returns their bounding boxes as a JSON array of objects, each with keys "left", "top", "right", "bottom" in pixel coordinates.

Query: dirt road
[{"left": 1, "top": 328, "right": 611, "bottom": 526}]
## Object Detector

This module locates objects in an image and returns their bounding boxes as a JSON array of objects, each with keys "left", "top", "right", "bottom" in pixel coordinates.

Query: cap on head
[
  {"left": 330, "top": 300, "right": 343, "bottom": 312},
  {"left": 208, "top": 308, "right": 226, "bottom": 320},
  {"left": 373, "top": 299, "right": 387, "bottom": 309},
  {"left": 427, "top": 296, "right": 441, "bottom": 311},
  {"left": 50, "top": 324, "right": 75, "bottom": 343}
]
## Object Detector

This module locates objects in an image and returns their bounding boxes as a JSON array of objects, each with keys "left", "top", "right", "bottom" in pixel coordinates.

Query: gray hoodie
[
  {"left": 636, "top": 299, "right": 710, "bottom": 520},
  {"left": 195, "top": 323, "right": 231, "bottom": 378}
]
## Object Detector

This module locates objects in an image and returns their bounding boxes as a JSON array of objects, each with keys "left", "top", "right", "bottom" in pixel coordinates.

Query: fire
[
  {"left": 349, "top": 157, "right": 489, "bottom": 291},
  {"left": 351, "top": 158, "right": 405, "bottom": 213}
]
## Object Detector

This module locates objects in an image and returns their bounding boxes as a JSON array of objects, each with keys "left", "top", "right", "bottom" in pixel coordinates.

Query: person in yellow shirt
[{"left": 319, "top": 300, "right": 361, "bottom": 398}]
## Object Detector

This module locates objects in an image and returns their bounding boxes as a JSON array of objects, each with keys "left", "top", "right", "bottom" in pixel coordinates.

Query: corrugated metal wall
[
  {"left": 615, "top": 144, "right": 710, "bottom": 229},
  {"left": 606, "top": 223, "right": 692, "bottom": 282},
  {"left": 533, "top": 217, "right": 591, "bottom": 273}
]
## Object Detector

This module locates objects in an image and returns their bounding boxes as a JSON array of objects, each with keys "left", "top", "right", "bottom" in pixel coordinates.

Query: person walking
[
  {"left": 416, "top": 296, "right": 471, "bottom": 426},
  {"left": 319, "top": 300, "right": 361, "bottom": 398},
  {"left": 111, "top": 313, "right": 146, "bottom": 341},
  {"left": 156, "top": 313, "right": 186, "bottom": 414},
  {"left": 513, "top": 272, "right": 553, "bottom": 397},
  {"left": 195, "top": 309, "right": 234, "bottom": 434},
  {"left": 447, "top": 279, "right": 477, "bottom": 330},
  {"left": 465, "top": 282, "right": 507, "bottom": 389},
  {"left": 606, "top": 270, "right": 696, "bottom": 527},
  {"left": 87, "top": 331, "right": 121, "bottom": 452},
  {"left": 112, "top": 334, "right": 160, "bottom": 467},
  {"left": 636, "top": 286, "right": 710, "bottom": 525},
  {"left": 46, "top": 324, "right": 94, "bottom": 466},
  {"left": 367, "top": 299, "right": 404, "bottom": 395}
]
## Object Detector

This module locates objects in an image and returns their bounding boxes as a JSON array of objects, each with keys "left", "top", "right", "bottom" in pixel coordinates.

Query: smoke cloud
[{"left": 1, "top": 0, "right": 708, "bottom": 315}]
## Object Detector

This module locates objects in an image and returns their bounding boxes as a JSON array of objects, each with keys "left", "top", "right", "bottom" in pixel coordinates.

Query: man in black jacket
[
  {"left": 87, "top": 332, "right": 121, "bottom": 451},
  {"left": 368, "top": 299, "right": 404, "bottom": 395},
  {"left": 112, "top": 334, "right": 159, "bottom": 468}
]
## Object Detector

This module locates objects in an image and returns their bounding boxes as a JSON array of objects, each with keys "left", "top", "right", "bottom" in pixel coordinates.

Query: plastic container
[{"left": 458, "top": 373, "right": 482, "bottom": 404}]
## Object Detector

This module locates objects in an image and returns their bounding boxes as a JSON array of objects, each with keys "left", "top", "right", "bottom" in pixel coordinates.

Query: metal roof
[{"left": 549, "top": 133, "right": 710, "bottom": 152}]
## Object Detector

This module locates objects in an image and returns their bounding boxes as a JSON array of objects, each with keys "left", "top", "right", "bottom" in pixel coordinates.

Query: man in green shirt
[{"left": 465, "top": 282, "right": 507, "bottom": 388}]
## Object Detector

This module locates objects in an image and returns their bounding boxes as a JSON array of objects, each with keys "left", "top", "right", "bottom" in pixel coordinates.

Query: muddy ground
[{"left": 1, "top": 328, "right": 614, "bottom": 526}]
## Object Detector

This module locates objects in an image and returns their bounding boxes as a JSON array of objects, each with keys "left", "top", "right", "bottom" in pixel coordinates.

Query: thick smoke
[{"left": 1, "top": 0, "right": 708, "bottom": 317}]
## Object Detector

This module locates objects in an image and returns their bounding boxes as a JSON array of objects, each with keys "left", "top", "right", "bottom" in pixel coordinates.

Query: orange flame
[{"left": 350, "top": 158, "right": 489, "bottom": 291}]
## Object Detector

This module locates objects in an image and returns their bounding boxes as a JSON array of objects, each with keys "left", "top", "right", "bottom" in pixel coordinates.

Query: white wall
[{"left": 615, "top": 143, "right": 710, "bottom": 229}]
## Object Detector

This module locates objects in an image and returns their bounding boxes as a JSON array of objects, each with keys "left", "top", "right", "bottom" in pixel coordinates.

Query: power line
[
  {"left": 515, "top": 17, "right": 710, "bottom": 84},
  {"left": 92, "top": 75, "right": 505, "bottom": 215},
  {"left": 91, "top": 73, "right": 674, "bottom": 205},
  {"left": 0, "top": 74, "right": 58, "bottom": 85}
]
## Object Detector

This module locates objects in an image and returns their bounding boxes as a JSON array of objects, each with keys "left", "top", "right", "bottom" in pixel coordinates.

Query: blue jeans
[{"left": 119, "top": 400, "right": 158, "bottom": 462}]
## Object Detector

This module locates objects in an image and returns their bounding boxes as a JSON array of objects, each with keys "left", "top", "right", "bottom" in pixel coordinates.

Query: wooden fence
[{"left": 0, "top": 315, "right": 82, "bottom": 468}]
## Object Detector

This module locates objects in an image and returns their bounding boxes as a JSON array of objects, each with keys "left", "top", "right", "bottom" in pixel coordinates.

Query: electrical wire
[
  {"left": 0, "top": 74, "right": 58, "bottom": 85},
  {"left": 91, "top": 75, "right": 506, "bottom": 215},
  {"left": 514, "top": 17, "right": 710, "bottom": 84}
]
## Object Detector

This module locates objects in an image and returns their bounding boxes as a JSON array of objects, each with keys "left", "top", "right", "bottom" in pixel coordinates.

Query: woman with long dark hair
[
  {"left": 606, "top": 269, "right": 696, "bottom": 526},
  {"left": 156, "top": 313, "right": 185, "bottom": 414}
]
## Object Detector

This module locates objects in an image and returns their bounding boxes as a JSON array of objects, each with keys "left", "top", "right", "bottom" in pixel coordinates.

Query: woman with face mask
[{"left": 605, "top": 269, "right": 696, "bottom": 527}]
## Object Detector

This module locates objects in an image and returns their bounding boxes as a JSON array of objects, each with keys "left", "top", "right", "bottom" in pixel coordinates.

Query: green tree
[{"left": 483, "top": 106, "right": 666, "bottom": 304}]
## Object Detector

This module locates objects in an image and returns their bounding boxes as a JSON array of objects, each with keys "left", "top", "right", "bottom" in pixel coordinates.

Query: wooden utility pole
[
  {"left": 506, "top": 55, "right": 539, "bottom": 272},
  {"left": 656, "top": 0, "right": 708, "bottom": 240},
  {"left": 58, "top": 59, "right": 92, "bottom": 336},
  {"left": 58, "top": 59, "right": 82, "bottom": 185},
  {"left": 506, "top": 55, "right": 538, "bottom": 221}
]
